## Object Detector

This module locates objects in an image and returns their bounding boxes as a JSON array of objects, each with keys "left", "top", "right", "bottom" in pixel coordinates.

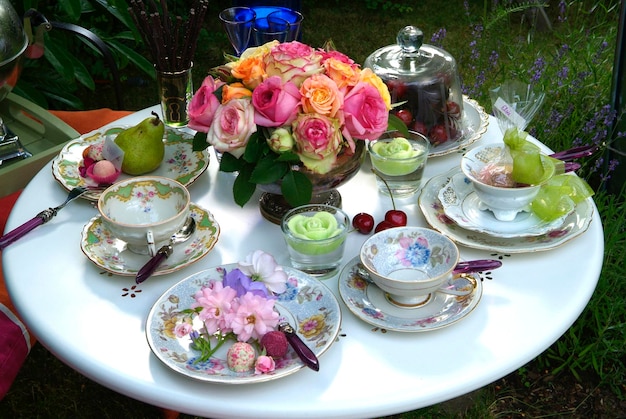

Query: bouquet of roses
[{"left": 190, "top": 40, "right": 392, "bottom": 207}]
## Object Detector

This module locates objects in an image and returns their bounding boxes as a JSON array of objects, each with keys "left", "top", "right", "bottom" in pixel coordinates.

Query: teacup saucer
[
  {"left": 80, "top": 203, "right": 220, "bottom": 277},
  {"left": 338, "top": 257, "right": 483, "bottom": 332},
  {"left": 438, "top": 172, "right": 570, "bottom": 238}
]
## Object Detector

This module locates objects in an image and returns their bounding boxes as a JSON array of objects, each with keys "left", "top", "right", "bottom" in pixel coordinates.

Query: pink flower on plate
[
  {"left": 207, "top": 98, "right": 257, "bottom": 158},
  {"left": 342, "top": 81, "right": 389, "bottom": 143},
  {"left": 264, "top": 41, "right": 324, "bottom": 87},
  {"left": 188, "top": 76, "right": 226, "bottom": 133},
  {"left": 254, "top": 355, "right": 276, "bottom": 374},
  {"left": 237, "top": 250, "right": 288, "bottom": 294},
  {"left": 252, "top": 76, "right": 301, "bottom": 127},
  {"left": 292, "top": 113, "right": 343, "bottom": 174},
  {"left": 192, "top": 281, "right": 238, "bottom": 335},
  {"left": 230, "top": 293, "right": 279, "bottom": 342}
]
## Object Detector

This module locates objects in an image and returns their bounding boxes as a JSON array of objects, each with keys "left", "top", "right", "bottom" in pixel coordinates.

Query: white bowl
[
  {"left": 461, "top": 144, "right": 548, "bottom": 221},
  {"left": 97, "top": 176, "right": 191, "bottom": 254},
  {"left": 360, "top": 227, "right": 459, "bottom": 307}
]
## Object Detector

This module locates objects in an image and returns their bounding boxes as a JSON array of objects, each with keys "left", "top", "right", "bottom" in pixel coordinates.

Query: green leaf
[
  {"left": 193, "top": 132, "right": 209, "bottom": 151},
  {"left": 233, "top": 165, "right": 257, "bottom": 207},
  {"left": 387, "top": 114, "right": 410, "bottom": 136},
  {"left": 243, "top": 132, "right": 268, "bottom": 163},
  {"left": 107, "top": 40, "right": 156, "bottom": 80},
  {"left": 276, "top": 151, "right": 300, "bottom": 163},
  {"left": 281, "top": 171, "right": 313, "bottom": 207},
  {"left": 220, "top": 152, "right": 245, "bottom": 172},
  {"left": 250, "top": 158, "right": 289, "bottom": 184}
]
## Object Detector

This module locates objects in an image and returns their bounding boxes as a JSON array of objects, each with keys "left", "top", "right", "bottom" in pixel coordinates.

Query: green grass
[{"left": 2, "top": 0, "right": 625, "bottom": 417}]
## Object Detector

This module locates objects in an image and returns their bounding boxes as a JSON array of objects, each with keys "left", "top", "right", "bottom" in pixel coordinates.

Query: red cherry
[
  {"left": 352, "top": 212, "right": 375, "bottom": 234},
  {"left": 375, "top": 220, "right": 396, "bottom": 233},
  {"left": 385, "top": 210, "right": 407, "bottom": 227},
  {"left": 385, "top": 80, "right": 408, "bottom": 101},
  {"left": 429, "top": 124, "right": 449, "bottom": 146},
  {"left": 412, "top": 120, "right": 428, "bottom": 136},
  {"left": 394, "top": 109, "right": 413, "bottom": 126},
  {"left": 446, "top": 101, "right": 461, "bottom": 117}
]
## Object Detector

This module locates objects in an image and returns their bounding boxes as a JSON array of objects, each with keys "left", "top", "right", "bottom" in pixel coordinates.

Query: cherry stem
[{"left": 371, "top": 168, "right": 396, "bottom": 210}]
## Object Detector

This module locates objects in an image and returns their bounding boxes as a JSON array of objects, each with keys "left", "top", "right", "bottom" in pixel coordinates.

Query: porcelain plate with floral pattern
[
  {"left": 419, "top": 168, "right": 594, "bottom": 253},
  {"left": 145, "top": 264, "right": 342, "bottom": 384},
  {"left": 428, "top": 97, "right": 490, "bottom": 158},
  {"left": 437, "top": 172, "right": 571, "bottom": 238},
  {"left": 338, "top": 257, "right": 482, "bottom": 332},
  {"left": 80, "top": 203, "right": 220, "bottom": 276},
  {"left": 52, "top": 126, "right": 209, "bottom": 201}
]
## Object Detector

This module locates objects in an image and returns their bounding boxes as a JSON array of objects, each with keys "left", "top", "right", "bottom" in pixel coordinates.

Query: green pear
[{"left": 114, "top": 112, "right": 165, "bottom": 175}]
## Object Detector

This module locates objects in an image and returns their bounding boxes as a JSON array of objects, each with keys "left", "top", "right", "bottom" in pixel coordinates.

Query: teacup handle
[{"left": 146, "top": 231, "right": 157, "bottom": 257}]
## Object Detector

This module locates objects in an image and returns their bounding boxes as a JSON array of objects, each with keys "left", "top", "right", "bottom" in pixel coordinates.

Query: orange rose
[
  {"left": 231, "top": 55, "right": 267, "bottom": 89},
  {"left": 300, "top": 74, "right": 343, "bottom": 118},
  {"left": 359, "top": 68, "right": 392, "bottom": 110},
  {"left": 323, "top": 57, "right": 360, "bottom": 90},
  {"left": 222, "top": 82, "right": 252, "bottom": 103}
]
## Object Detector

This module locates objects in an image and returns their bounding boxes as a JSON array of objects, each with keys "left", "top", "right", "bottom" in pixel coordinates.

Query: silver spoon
[
  {"left": 0, "top": 186, "right": 88, "bottom": 250},
  {"left": 135, "top": 217, "right": 196, "bottom": 283}
]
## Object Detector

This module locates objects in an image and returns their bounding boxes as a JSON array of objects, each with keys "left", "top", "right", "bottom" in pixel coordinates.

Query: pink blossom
[
  {"left": 230, "top": 293, "right": 279, "bottom": 342},
  {"left": 237, "top": 250, "right": 288, "bottom": 294},
  {"left": 207, "top": 98, "right": 257, "bottom": 158},
  {"left": 252, "top": 76, "right": 301, "bottom": 127},
  {"left": 188, "top": 76, "right": 226, "bottom": 133},
  {"left": 192, "top": 281, "right": 238, "bottom": 335},
  {"left": 342, "top": 82, "right": 389, "bottom": 143},
  {"left": 254, "top": 355, "right": 276, "bottom": 374}
]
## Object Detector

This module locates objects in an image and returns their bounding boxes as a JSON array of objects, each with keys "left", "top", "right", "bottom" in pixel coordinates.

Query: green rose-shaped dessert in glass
[
  {"left": 281, "top": 204, "right": 349, "bottom": 279},
  {"left": 368, "top": 131, "right": 430, "bottom": 197}
]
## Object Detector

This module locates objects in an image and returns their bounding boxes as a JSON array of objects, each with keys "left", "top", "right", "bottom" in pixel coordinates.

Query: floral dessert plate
[
  {"left": 428, "top": 96, "right": 489, "bottom": 158},
  {"left": 437, "top": 172, "right": 571, "bottom": 238},
  {"left": 145, "top": 265, "right": 342, "bottom": 384},
  {"left": 338, "top": 257, "right": 482, "bottom": 332},
  {"left": 80, "top": 203, "right": 220, "bottom": 276},
  {"left": 419, "top": 168, "right": 594, "bottom": 253},
  {"left": 52, "top": 126, "right": 209, "bottom": 201}
]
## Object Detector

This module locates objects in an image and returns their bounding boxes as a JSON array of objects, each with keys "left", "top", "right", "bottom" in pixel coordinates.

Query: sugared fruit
[
  {"left": 226, "top": 342, "right": 256, "bottom": 372},
  {"left": 260, "top": 331, "right": 289, "bottom": 358}
]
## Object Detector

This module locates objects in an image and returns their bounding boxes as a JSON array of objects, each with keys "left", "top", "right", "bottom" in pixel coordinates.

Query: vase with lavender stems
[{"left": 129, "top": 0, "right": 208, "bottom": 127}]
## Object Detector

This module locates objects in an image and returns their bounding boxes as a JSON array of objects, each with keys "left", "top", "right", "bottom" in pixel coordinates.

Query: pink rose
[
  {"left": 254, "top": 355, "right": 276, "bottom": 374},
  {"left": 252, "top": 76, "right": 301, "bottom": 127},
  {"left": 292, "top": 113, "right": 343, "bottom": 174},
  {"left": 188, "top": 76, "right": 226, "bottom": 133},
  {"left": 207, "top": 98, "right": 257, "bottom": 158},
  {"left": 342, "top": 82, "right": 389, "bottom": 142},
  {"left": 264, "top": 41, "right": 324, "bottom": 87}
]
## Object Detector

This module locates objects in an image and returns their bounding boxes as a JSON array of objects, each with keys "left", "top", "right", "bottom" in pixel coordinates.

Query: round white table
[{"left": 3, "top": 106, "right": 603, "bottom": 418}]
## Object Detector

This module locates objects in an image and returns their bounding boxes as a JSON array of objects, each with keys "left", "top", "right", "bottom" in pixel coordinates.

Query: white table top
[{"left": 3, "top": 106, "right": 604, "bottom": 418}]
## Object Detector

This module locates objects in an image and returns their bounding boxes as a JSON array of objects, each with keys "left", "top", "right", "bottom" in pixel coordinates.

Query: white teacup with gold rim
[{"left": 97, "top": 176, "right": 191, "bottom": 255}]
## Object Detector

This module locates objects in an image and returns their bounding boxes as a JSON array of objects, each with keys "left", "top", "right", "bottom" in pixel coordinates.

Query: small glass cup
[
  {"left": 368, "top": 130, "right": 430, "bottom": 197},
  {"left": 252, "top": 17, "right": 290, "bottom": 46},
  {"left": 267, "top": 9, "right": 303, "bottom": 41},
  {"left": 156, "top": 65, "right": 193, "bottom": 127},
  {"left": 281, "top": 204, "right": 349, "bottom": 278}
]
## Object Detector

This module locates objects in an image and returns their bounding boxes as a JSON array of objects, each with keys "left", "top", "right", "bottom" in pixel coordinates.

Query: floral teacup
[{"left": 360, "top": 227, "right": 459, "bottom": 307}]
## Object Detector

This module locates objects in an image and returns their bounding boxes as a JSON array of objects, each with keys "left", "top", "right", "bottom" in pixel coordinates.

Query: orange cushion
[{"left": 0, "top": 108, "right": 132, "bottom": 400}]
